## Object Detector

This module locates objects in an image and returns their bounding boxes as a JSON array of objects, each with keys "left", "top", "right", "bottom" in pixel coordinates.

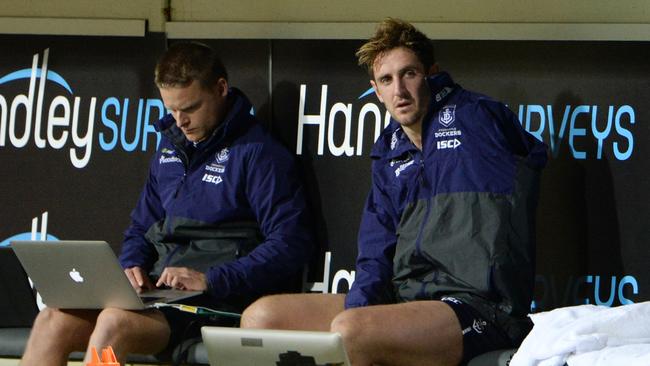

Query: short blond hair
[{"left": 356, "top": 18, "right": 435, "bottom": 79}]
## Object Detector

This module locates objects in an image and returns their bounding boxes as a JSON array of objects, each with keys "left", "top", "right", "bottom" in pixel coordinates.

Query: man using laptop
[
  {"left": 21, "top": 42, "right": 314, "bottom": 365},
  {"left": 241, "top": 18, "right": 547, "bottom": 365}
]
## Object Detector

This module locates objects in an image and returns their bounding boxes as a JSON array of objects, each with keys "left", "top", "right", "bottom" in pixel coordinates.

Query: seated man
[
  {"left": 242, "top": 18, "right": 548, "bottom": 366},
  {"left": 21, "top": 42, "right": 314, "bottom": 366}
]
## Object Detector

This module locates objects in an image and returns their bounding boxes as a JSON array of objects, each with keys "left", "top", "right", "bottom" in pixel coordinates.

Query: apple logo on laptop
[{"left": 69, "top": 268, "right": 84, "bottom": 283}]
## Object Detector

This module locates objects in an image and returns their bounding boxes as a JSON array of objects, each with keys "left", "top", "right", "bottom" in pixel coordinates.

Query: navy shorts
[
  {"left": 440, "top": 296, "right": 514, "bottom": 364},
  {"left": 156, "top": 294, "right": 241, "bottom": 361}
]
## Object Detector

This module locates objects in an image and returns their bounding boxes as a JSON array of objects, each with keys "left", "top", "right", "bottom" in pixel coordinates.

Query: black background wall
[{"left": 1, "top": 34, "right": 647, "bottom": 312}]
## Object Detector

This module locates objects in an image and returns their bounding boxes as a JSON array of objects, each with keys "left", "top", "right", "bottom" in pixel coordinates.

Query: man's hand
[
  {"left": 124, "top": 266, "right": 154, "bottom": 293},
  {"left": 156, "top": 267, "right": 208, "bottom": 291}
]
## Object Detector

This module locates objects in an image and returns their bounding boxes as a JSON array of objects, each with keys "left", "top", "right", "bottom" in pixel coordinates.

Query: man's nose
[
  {"left": 394, "top": 78, "right": 408, "bottom": 97},
  {"left": 174, "top": 111, "right": 188, "bottom": 126}
]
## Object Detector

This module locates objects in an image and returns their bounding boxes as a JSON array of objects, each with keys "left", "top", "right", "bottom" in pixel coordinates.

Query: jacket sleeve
[
  {"left": 481, "top": 100, "right": 548, "bottom": 170},
  {"left": 345, "top": 164, "right": 397, "bottom": 308},
  {"left": 118, "top": 155, "right": 163, "bottom": 271},
  {"left": 204, "top": 140, "right": 314, "bottom": 300}
]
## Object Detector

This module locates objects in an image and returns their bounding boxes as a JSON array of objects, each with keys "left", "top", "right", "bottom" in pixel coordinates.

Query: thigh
[
  {"left": 242, "top": 293, "right": 345, "bottom": 331},
  {"left": 332, "top": 301, "right": 462, "bottom": 366}
]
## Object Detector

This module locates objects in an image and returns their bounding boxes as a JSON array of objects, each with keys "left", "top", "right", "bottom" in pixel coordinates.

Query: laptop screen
[{"left": 201, "top": 326, "right": 351, "bottom": 366}]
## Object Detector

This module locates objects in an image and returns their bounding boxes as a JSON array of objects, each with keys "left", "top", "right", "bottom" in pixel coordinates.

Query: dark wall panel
[{"left": 1, "top": 35, "right": 647, "bottom": 312}]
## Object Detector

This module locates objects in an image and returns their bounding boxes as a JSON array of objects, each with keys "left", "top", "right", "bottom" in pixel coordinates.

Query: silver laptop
[
  {"left": 201, "top": 326, "right": 351, "bottom": 366},
  {"left": 11, "top": 240, "right": 201, "bottom": 310}
]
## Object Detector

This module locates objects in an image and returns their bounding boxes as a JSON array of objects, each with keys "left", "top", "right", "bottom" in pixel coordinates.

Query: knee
[
  {"left": 31, "top": 308, "right": 73, "bottom": 337},
  {"left": 330, "top": 308, "right": 370, "bottom": 346},
  {"left": 94, "top": 308, "right": 132, "bottom": 336},
  {"left": 241, "top": 296, "right": 289, "bottom": 329},
  {"left": 28, "top": 308, "right": 94, "bottom": 354}
]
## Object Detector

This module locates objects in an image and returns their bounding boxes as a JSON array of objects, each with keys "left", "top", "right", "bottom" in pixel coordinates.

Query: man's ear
[
  {"left": 370, "top": 80, "right": 384, "bottom": 103},
  {"left": 214, "top": 77, "right": 229, "bottom": 97}
]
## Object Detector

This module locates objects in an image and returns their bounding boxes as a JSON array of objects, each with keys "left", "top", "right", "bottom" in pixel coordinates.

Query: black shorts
[
  {"left": 156, "top": 294, "right": 241, "bottom": 361},
  {"left": 440, "top": 296, "right": 514, "bottom": 365}
]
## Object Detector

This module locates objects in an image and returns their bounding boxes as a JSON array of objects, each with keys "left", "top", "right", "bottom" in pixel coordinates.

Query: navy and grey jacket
[
  {"left": 119, "top": 88, "right": 314, "bottom": 304},
  {"left": 346, "top": 72, "right": 547, "bottom": 330}
]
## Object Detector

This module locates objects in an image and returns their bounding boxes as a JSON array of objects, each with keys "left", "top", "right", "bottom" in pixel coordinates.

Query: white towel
[
  {"left": 568, "top": 343, "right": 650, "bottom": 366},
  {"left": 510, "top": 302, "right": 650, "bottom": 366}
]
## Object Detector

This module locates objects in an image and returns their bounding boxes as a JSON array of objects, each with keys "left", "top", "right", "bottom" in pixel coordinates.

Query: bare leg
[
  {"left": 84, "top": 308, "right": 170, "bottom": 364},
  {"left": 331, "top": 301, "right": 463, "bottom": 366},
  {"left": 241, "top": 293, "right": 345, "bottom": 331},
  {"left": 21, "top": 308, "right": 99, "bottom": 366}
]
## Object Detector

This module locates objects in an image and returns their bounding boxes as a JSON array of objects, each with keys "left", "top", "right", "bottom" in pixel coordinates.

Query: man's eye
[{"left": 183, "top": 104, "right": 200, "bottom": 113}]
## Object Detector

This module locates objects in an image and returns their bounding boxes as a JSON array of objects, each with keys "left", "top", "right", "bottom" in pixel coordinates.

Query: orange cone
[{"left": 86, "top": 346, "right": 119, "bottom": 366}]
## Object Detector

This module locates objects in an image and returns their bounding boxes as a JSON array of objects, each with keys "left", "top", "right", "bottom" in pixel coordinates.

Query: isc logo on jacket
[
  {"left": 437, "top": 138, "right": 461, "bottom": 150},
  {"left": 202, "top": 173, "right": 223, "bottom": 185}
]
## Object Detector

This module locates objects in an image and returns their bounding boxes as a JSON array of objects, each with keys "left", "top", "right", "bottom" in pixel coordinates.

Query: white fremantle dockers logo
[
  {"left": 203, "top": 147, "right": 229, "bottom": 185},
  {"left": 439, "top": 105, "right": 456, "bottom": 127},
  {"left": 216, "top": 147, "right": 230, "bottom": 163},
  {"left": 472, "top": 318, "right": 487, "bottom": 334}
]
